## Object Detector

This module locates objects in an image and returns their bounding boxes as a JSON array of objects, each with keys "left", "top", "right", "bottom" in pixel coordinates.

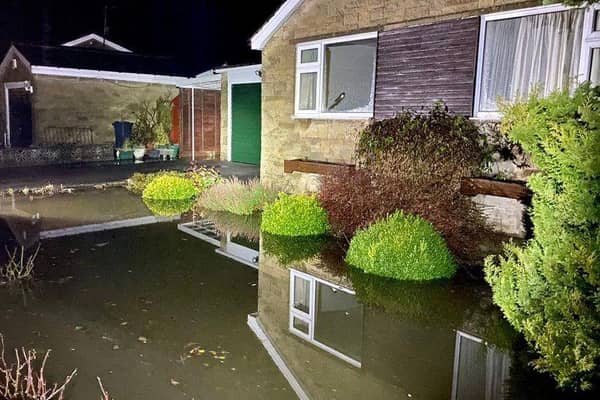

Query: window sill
[{"left": 292, "top": 112, "right": 373, "bottom": 121}]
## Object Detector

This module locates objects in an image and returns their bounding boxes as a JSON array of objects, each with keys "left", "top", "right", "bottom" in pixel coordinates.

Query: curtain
[
  {"left": 480, "top": 9, "right": 584, "bottom": 112},
  {"left": 299, "top": 72, "right": 317, "bottom": 110}
]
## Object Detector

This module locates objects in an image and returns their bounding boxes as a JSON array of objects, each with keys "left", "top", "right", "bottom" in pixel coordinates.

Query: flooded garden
[
  {"left": 1, "top": 90, "right": 599, "bottom": 399},
  {"left": 0, "top": 187, "right": 598, "bottom": 399}
]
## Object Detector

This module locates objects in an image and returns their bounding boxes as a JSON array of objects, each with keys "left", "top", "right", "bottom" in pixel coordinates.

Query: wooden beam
[
  {"left": 284, "top": 159, "right": 355, "bottom": 175},
  {"left": 460, "top": 177, "right": 532, "bottom": 203}
]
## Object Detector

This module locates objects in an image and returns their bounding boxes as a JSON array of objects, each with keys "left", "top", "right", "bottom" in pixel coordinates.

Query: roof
[
  {"left": 251, "top": 0, "right": 304, "bottom": 50},
  {"left": 62, "top": 33, "right": 132, "bottom": 53},
  {"left": 13, "top": 43, "right": 187, "bottom": 77}
]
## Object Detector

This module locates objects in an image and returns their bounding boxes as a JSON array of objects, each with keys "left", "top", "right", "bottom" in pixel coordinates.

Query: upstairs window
[
  {"left": 295, "top": 32, "right": 377, "bottom": 119},
  {"left": 475, "top": 6, "right": 585, "bottom": 118}
]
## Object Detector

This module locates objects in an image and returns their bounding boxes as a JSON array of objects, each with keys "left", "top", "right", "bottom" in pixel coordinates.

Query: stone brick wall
[
  {"left": 260, "top": 0, "right": 537, "bottom": 192},
  {"left": 31, "top": 75, "right": 177, "bottom": 146},
  {"left": 0, "top": 144, "right": 114, "bottom": 168}
]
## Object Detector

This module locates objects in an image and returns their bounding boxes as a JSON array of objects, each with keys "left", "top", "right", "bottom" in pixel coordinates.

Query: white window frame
[
  {"left": 473, "top": 4, "right": 594, "bottom": 120},
  {"left": 288, "top": 269, "right": 362, "bottom": 367},
  {"left": 293, "top": 31, "right": 378, "bottom": 120},
  {"left": 579, "top": 4, "right": 600, "bottom": 86}
]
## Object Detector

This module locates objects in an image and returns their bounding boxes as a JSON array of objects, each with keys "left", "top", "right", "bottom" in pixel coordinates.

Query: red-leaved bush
[{"left": 319, "top": 105, "right": 491, "bottom": 262}]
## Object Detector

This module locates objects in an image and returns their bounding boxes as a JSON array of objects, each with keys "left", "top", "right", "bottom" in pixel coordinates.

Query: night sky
[{"left": 0, "top": 0, "right": 283, "bottom": 76}]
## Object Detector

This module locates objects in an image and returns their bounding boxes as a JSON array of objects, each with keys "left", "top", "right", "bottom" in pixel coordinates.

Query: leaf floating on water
[
  {"left": 170, "top": 378, "right": 180, "bottom": 386},
  {"left": 95, "top": 242, "right": 109, "bottom": 248},
  {"left": 112, "top": 344, "right": 120, "bottom": 350},
  {"left": 69, "top": 248, "right": 79, "bottom": 254},
  {"left": 138, "top": 336, "right": 148, "bottom": 344},
  {"left": 75, "top": 325, "right": 85, "bottom": 331},
  {"left": 120, "top": 321, "right": 128, "bottom": 326}
]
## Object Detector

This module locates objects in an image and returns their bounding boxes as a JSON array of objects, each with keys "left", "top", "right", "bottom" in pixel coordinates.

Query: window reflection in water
[
  {"left": 451, "top": 330, "right": 511, "bottom": 400},
  {"left": 289, "top": 269, "right": 364, "bottom": 367}
]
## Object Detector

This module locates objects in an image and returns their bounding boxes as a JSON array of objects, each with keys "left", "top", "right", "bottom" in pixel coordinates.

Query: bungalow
[
  {"left": 250, "top": 0, "right": 600, "bottom": 192},
  {"left": 0, "top": 33, "right": 186, "bottom": 166}
]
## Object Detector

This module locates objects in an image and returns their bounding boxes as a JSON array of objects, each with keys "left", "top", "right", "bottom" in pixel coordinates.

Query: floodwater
[{"left": 0, "top": 188, "right": 597, "bottom": 399}]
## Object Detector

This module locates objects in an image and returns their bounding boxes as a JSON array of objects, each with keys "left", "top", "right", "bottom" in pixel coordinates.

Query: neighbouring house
[
  {"left": 0, "top": 33, "right": 189, "bottom": 167},
  {"left": 250, "top": 0, "right": 600, "bottom": 237}
]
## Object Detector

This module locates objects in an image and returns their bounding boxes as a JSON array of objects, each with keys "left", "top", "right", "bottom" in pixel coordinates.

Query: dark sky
[{"left": 0, "top": 0, "right": 283, "bottom": 76}]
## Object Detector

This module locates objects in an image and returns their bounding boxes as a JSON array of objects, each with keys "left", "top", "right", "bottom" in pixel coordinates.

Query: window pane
[
  {"left": 323, "top": 38, "right": 376, "bottom": 113},
  {"left": 293, "top": 276, "right": 311, "bottom": 313},
  {"left": 292, "top": 317, "right": 310, "bottom": 335},
  {"left": 298, "top": 72, "right": 317, "bottom": 110},
  {"left": 479, "top": 9, "right": 584, "bottom": 112},
  {"left": 313, "top": 282, "right": 363, "bottom": 362},
  {"left": 594, "top": 10, "right": 600, "bottom": 31},
  {"left": 301, "top": 48, "right": 318, "bottom": 63},
  {"left": 591, "top": 48, "right": 600, "bottom": 86}
]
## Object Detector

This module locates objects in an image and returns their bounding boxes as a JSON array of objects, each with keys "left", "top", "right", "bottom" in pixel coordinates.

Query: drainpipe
[{"left": 191, "top": 89, "right": 196, "bottom": 161}]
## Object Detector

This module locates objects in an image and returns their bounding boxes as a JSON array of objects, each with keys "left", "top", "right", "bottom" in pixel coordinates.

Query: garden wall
[{"left": 0, "top": 144, "right": 114, "bottom": 168}]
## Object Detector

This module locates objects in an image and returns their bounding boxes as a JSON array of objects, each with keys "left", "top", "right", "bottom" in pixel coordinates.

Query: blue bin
[{"left": 113, "top": 121, "right": 133, "bottom": 148}]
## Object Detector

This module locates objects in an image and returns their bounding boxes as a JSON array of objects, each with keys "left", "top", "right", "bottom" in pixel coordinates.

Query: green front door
[{"left": 231, "top": 83, "right": 261, "bottom": 165}]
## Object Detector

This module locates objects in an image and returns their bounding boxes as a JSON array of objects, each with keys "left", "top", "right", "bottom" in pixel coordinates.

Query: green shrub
[
  {"left": 127, "top": 171, "right": 182, "bottom": 195},
  {"left": 142, "top": 175, "right": 196, "bottom": 201},
  {"left": 186, "top": 166, "right": 223, "bottom": 193},
  {"left": 346, "top": 211, "right": 456, "bottom": 280},
  {"left": 197, "top": 178, "right": 276, "bottom": 215},
  {"left": 261, "top": 193, "right": 329, "bottom": 236},
  {"left": 143, "top": 198, "right": 194, "bottom": 216},
  {"left": 128, "top": 168, "right": 221, "bottom": 196},
  {"left": 485, "top": 84, "right": 600, "bottom": 390},
  {"left": 262, "top": 233, "right": 326, "bottom": 265}
]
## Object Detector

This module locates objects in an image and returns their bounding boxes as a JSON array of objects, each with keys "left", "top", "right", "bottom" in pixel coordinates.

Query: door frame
[
  {"left": 4, "top": 81, "right": 32, "bottom": 148},
  {"left": 222, "top": 65, "right": 261, "bottom": 162}
]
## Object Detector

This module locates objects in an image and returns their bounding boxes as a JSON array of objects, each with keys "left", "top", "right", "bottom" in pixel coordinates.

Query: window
[
  {"left": 475, "top": 4, "right": 600, "bottom": 118},
  {"left": 288, "top": 269, "right": 363, "bottom": 367},
  {"left": 581, "top": 4, "right": 600, "bottom": 87},
  {"left": 294, "top": 32, "right": 377, "bottom": 119}
]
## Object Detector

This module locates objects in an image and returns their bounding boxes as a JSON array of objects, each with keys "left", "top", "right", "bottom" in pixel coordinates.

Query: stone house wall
[
  {"left": 31, "top": 75, "right": 178, "bottom": 146},
  {"left": 260, "top": 0, "right": 538, "bottom": 192}
]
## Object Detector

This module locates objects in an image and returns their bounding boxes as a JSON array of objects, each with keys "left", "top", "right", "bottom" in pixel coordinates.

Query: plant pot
[
  {"left": 133, "top": 147, "right": 146, "bottom": 160},
  {"left": 115, "top": 149, "right": 134, "bottom": 160},
  {"left": 146, "top": 149, "right": 161, "bottom": 159}
]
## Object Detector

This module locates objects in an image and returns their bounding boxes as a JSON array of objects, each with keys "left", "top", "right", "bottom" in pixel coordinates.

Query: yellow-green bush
[
  {"left": 346, "top": 211, "right": 456, "bottom": 281},
  {"left": 142, "top": 175, "right": 196, "bottom": 201},
  {"left": 261, "top": 193, "right": 329, "bottom": 236}
]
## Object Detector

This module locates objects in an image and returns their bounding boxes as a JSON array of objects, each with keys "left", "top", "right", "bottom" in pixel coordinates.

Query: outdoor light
[{"left": 24, "top": 81, "right": 34, "bottom": 94}]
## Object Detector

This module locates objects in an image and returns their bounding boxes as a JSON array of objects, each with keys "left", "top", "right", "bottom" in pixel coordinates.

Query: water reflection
[
  {"left": 178, "top": 218, "right": 259, "bottom": 268},
  {"left": 251, "top": 238, "right": 529, "bottom": 400},
  {"left": 452, "top": 331, "right": 511, "bottom": 400},
  {"left": 289, "top": 269, "right": 363, "bottom": 367}
]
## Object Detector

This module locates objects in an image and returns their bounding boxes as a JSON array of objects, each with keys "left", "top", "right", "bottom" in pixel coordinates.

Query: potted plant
[
  {"left": 115, "top": 139, "right": 134, "bottom": 160},
  {"left": 131, "top": 96, "right": 173, "bottom": 160}
]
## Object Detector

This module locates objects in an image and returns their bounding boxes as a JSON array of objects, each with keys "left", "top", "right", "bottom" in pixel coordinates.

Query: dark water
[{"left": 0, "top": 189, "right": 597, "bottom": 399}]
